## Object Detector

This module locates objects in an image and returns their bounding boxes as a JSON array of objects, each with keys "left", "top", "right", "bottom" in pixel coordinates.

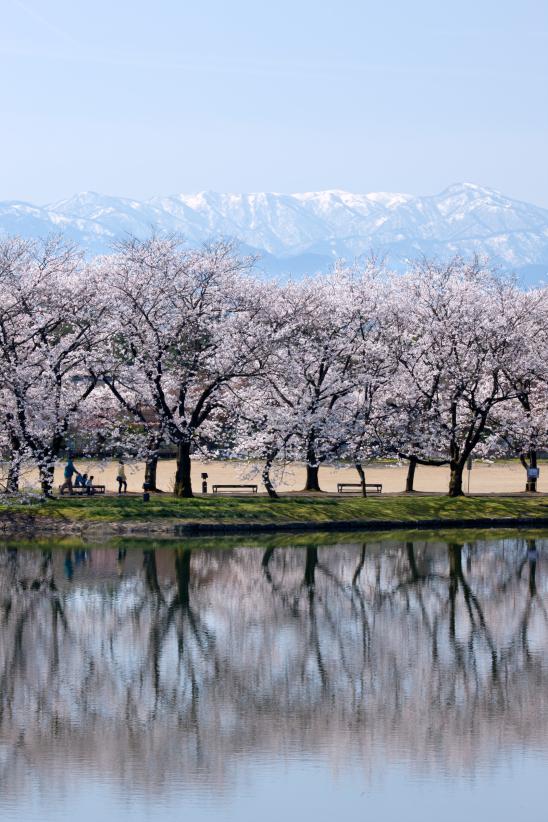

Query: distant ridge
[{"left": 1, "top": 183, "right": 547, "bottom": 284}]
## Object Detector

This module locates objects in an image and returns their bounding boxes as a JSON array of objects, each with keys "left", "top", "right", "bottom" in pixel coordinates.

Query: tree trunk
[
  {"left": 174, "top": 440, "right": 193, "bottom": 498},
  {"left": 174, "top": 547, "right": 191, "bottom": 608},
  {"left": 6, "top": 456, "right": 20, "bottom": 493},
  {"left": 405, "top": 456, "right": 418, "bottom": 493},
  {"left": 145, "top": 455, "right": 161, "bottom": 492},
  {"left": 144, "top": 434, "right": 164, "bottom": 491},
  {"left": 5, "top": 429, "right": 22, "bottom": 493},
  {"left": 40, "top": 436, "right": 63, "bottom": 498},
  {"left": 304, "top": 464, "right": 321, "bottom": 491},
  {"left": 448, "top": 543, "right": 462, "bottom": 639},
  {"left": 406, "top": 541, "right": 419, "bottom": 581},
  {"left": 304, "top": 546, "right": 318, "bottom": 589},
  {"left": 352, "top": 544, "right": 366, "bottom": 586},
  {"left": 355, "top": 462, "right": 367, "bottom": 497},
  {"left": 527, "top": 539, "right": 538, "bottom": 596},
  {"left": 303, "top": 437, "right": 322, "bottom": 492},
  {"left": 39, "top": 462, "right": 55, "bottom": 497},
  {"left": 143, "top": 549, "right": 160, "bottom": 593},
  {"left": 262, "top": 453, "right": 279, "bottom": 499},
  {"left": 448, "top": 461, "right": 464, "bottom": 497},
  {"left": 261, "top": 546, "right": 276, "bottom": 584}
]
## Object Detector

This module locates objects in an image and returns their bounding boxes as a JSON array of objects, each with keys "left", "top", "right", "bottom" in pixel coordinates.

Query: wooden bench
[
  {"left": 337, "top": 482, "right": 382, "bottom": 494},
  {"left": 212, "top": 484, "right": 258, "bottom": 494},
  {"left": 58, "top": 484, "right": 106, "bottom": 496}
]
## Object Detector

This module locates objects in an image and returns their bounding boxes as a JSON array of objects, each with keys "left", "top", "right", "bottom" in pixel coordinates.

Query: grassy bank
[{"left": 1, "top": 492, "right": 547, "bottom": 527}]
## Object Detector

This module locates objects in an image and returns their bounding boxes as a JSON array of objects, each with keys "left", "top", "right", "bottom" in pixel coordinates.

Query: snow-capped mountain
[{"left": 1, "top": 183, "right": 547, "bottom": 284}]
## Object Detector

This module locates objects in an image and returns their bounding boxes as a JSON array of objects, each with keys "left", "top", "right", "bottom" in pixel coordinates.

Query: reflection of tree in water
[{"left": 0, "top": 535, "right": 547, "bottom": 797}]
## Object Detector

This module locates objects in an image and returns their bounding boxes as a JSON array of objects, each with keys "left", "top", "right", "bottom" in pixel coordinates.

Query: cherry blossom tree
[
  {"left": 238, "top": 265, "right": 385, "bottom": 493},
  {"left": 0, "top": 236, "right": 103, "bottom": 495},
  {"left": 96, "top": 237, "right": 265, "bottom": 497},
  {"left": 494, "top": 287, "right": 548, "bottom": 491},
  {"left": 388, "top": 258, "right": 537, "bottom": 496},
  {"left": 0, "top": 229, "right": 545, "bottom": 502},
  {"left": 324, "top": 270, "right": 397, "bottom": 495}
]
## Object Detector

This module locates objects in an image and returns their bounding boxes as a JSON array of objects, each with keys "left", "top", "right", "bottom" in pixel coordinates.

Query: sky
[{"left": 1, "top": 0, "right": 547, "bottom": 205}]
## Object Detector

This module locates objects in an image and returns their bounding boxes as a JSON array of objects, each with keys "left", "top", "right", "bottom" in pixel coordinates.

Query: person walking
[
  {"left": 60, "top": 456, "right": 79, "bottom": 495},
  {"left": 117, "top": 461, "right": 128, "bottom": 494}
]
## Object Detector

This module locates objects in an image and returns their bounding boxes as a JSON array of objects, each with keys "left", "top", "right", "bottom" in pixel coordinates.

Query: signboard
[{"left": 527, "top": 467, "right": 540, "bottom": 480}]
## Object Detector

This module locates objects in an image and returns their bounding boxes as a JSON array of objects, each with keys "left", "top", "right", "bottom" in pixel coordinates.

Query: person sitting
[
  {"left": 74, "top": 472, "right": 87, "bottom": 488},
  {"left": 85, "top": 475, "right": 95, "bottom": 496}
]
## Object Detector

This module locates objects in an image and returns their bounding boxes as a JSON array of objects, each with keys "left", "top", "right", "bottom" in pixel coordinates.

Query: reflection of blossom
[{"left": 0, "top": 535, "right": 547, "bottom": 800}]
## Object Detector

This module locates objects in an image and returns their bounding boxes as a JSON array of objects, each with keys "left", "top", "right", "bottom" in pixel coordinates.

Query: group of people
[{"left": 59, "top": 458, "right": 128, "bottom": 496}]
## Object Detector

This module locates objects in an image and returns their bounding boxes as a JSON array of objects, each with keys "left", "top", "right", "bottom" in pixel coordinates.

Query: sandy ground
[{"left": 16, "top": 458, "right": 547, "bottom": 495}]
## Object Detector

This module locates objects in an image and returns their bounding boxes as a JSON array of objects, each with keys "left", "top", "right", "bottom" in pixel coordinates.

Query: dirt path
[{"left": 18, "top": 458, "right": 546, "bottom": 496}]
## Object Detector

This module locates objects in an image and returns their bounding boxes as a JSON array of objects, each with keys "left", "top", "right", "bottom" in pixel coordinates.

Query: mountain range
[{"left": 1, "top": 183, "right": 547, "bottom": 284}]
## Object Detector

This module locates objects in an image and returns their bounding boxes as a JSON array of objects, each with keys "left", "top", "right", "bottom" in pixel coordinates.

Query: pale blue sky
[{"left": 1, "top": 0, "right": 547, "bottom": 205}]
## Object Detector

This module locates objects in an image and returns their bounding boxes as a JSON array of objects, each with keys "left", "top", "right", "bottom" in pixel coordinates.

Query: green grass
[
  {"left": 1, "top": 492, "right": 547, "bottom": 526},
  {"left": 3, "top": 526, "right": 548, "bottom": 554}
]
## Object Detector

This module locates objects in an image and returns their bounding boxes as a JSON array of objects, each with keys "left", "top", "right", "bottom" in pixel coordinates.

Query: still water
[{"left": 0, "top": 531, "right": 547, "bottom": 821}]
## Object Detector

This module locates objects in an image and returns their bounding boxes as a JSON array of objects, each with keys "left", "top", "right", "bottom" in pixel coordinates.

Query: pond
[{"left": 0, "top": 531, "right": 547, "bottom": 821}]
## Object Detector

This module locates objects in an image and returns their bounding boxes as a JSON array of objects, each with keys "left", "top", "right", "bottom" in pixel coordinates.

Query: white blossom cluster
[{"left": 0, "top": 234, "right": 546, "bottom": 497}]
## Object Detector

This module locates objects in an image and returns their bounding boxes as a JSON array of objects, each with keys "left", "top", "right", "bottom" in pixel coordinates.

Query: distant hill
[{"left": 1, "top": 183, "right": 547, "bottom": 285}]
